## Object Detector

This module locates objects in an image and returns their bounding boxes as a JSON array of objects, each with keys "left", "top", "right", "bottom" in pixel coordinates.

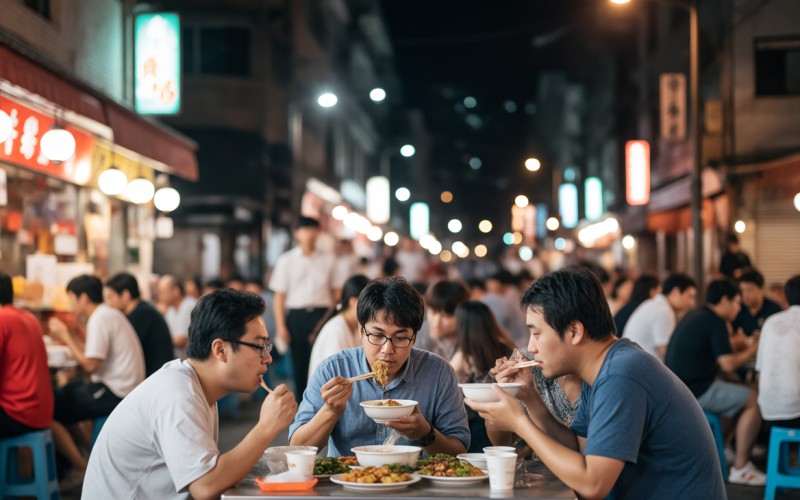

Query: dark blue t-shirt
[
  {"left": 733, "top": 297, "right": 783, "bottom": 336},
  {"left": 571, "top": 339, "right": 725, "bottom": 499}
]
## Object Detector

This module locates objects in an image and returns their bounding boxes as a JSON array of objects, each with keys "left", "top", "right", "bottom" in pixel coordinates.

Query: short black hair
[
  {"left": 67, "top": 275, "right": 104, "bottom": 304},
  {"left": 296, "top": 216, "right": 320, "bottom": 229},
  {"left": 662, "top": 273, "right": 697, "bottom": 296},
  {"left": 467, "top": 278, "right": 486, "bottom": 291},
  {"left": 105, "top": 272, "right": 141, "bottom": 300},
  {"left": 520, "top": 266, "right": 616, "bottom": 340},
  {"left": 0, "top": 271, "right": 12, "bottom": 305},
  {"left": 738, "top": 269, "right": 765, "bottom": 288},
  {"left": 426, "top": 280, "right": 469, "bottom": 315},
  {"left": 630, "top": 275, "right": 660, "bottom": 303},
  {"left": 705, "top": 278, "right": 740, "bottom": 305},
  {"left": 357, "top": 277, "right": 425, "bottom": 333},
  {"left": 186, "top": 289, "right": 265, "bottom": 360},
  {"left": 785, "top": 275, "right": 800, "bottom": 306},
  {"left": 205, "top": 278, "right": 225, "bottom": 290},
  {"left": 162, "top": 274, "right": 185, "bottom": 296},
  {"left": 726, "top": 233, "right": 740, "bottom": 245}
]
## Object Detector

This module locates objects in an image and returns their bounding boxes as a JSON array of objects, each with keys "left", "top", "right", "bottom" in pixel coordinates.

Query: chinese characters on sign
[
  {"left": 135, "top": 13, "right": 181, "bottom": 115},
  {"left": 660, "top": 73, "right": 686, "bottom": 141},
  {"left": 0, "top": 96, "right": 95, "bottom": 184}
]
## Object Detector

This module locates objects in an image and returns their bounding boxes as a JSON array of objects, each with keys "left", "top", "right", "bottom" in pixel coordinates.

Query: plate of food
[
  {"left": 330, "top": 465, "right": 421, "bottom": 492},
  {"left": 313, "top": 457, "right": 350, "bottom": 480},
  {"left": 415, "top": 454, "right": 487, "bottom": 486}
]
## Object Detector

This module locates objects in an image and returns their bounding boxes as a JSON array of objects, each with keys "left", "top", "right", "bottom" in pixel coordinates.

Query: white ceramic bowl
[
  {"left": 359, "top": 399, "right": 418, "bottom": 423},
  {"left": 458, "top": 383, "right": 522, "bottom": 402},
  {"left": 351, "top": 445, "right": 422, "bottom": 467},
  {"left": 457, "top": 453, "right": 488, "bottom": 470}
]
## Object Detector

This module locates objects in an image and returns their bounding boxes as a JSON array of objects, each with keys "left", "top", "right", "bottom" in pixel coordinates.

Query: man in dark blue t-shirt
[
  {"left": 733, "top": 269, "right": 783, "bottom": 336},
  {"left": 467, "top": 267, "right": 725, "bottom": 500}
]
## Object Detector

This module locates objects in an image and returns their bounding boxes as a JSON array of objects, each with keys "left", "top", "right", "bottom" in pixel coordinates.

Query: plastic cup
[
  {"left": 486, "top": 452, "right": 517, "bottom": 491},
  {"left": 483, "top": 446, "right": 516, "bottom": 456},
  {"left": 284, "top": 450, "right": 316, "bottom": 481}
]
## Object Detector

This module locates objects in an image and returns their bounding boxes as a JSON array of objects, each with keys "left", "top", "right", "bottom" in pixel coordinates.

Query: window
[
  {"left": 181, "top": 26, "right": 251, "bottom": 77},
  {"left": 23, "top": 0, "right": 50, "bottom": 19},
  {"left": 755, "top": 37, "right": 800, "bottom": 96}
]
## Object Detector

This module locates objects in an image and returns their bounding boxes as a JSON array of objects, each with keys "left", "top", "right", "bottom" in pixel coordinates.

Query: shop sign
[
  {"left": 135, "top": 13, "right": 181, "bottom": 115},
  {"left": 626, "top": 140, "right": 650, "bottom": 206},
  {"left": 0, "top": 96, "right": 95, "bottom": 185}
]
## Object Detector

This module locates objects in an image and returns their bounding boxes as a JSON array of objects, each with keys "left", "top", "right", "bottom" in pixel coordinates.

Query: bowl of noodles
[
  {"left": 359, "top": 399, "right": 418, "bottom": 423},
  {"left": 351, "top": 445, "right": 422, "bottom": 467}
]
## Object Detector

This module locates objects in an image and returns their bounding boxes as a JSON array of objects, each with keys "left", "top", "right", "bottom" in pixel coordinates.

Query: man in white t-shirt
[
  {"left": 158, "top": 274, "right": 197, "bottom": 359},
  {"left": 48, "top": 274, "right": 145, "bottom": 488},
  {"left": 622, "top": 273, "right": 697, "bottom": 360},
  {"left": 757, "top": 275, "right": 800, "bottom": 429},
  {"left": 83, "top": 289, "right": 298, "bottom": 499},
  {"left": 270, "top": 216, "right": 344, "bottom": 396}
]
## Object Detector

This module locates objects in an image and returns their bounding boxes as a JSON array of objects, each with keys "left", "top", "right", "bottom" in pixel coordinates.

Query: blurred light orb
[
  {"left": 515, "top": 195, "right": 529, "bottom": 208},
  {"left": 795, "top": 193, "right": 800, "bottom": 212},
  {"left": 369, "top": 88, "right": 386, "bottom": 102},
  {"left": 125, "top": 178, "right": 155, "bottom": 204},
  {"left": 512, "top": 232, "right": 523, "bottom": 245},
  {"left": 546, "top": 217, "right": 560, "bottom": 231},
  {"left": 332, "top": 205, "right": 348, "bottom": 220},
  {"left": 400, "top": 144, "right": 416, "bottom": 157},
  {"left": 525, "top": 158, "right": 541, "bottom": 172},
  {"left": 474, "top": 244, "right": 487, "bottom": 258},
  {"left": 317, "top": 93, "right": 338, "bottom": 108},
  {"left": 734, "top": 220, "right": 746, "bottom": 234},
  {"left": 448, "top": 219, "right": 462, "bottom": 233},
  {"left": 367, "top": 226, "right": 383, "bottom": 242},
  {"left": 554, "top": 237, "right": 567, "bottom": 251},
  {"left": 469, "top": 157, "right": 482, "bottom": 170},
  {"left": 503, "top": 100, "right": 517, "bottom": 113},
  {"left": 384, "top": 231, "right": 400, "bottom": 247},
  {"left": 519, "top": 246, "right": 533, "bottom": 262},
  {"left": 98, "top": 168, "right": 128, "bottom": 196},
  {"left": 440, "top": 250, "right": 453, "bottom": 262},
  {"left": 479, "top": 220, "right": 493, "bottom": 233},
  {"left": 622, "top": 235, "right": 636, "bottom": 249},
  {"left": 153, "top": 187, "right": 180, "bottom": 212},
  {"left": 503, "top": 232, "right": 514, "bottom": 245},
  {"left": 463, "top": 96, "right": 477, "bottom": 108},
  {"left": 429, "top": 241, "right": 442, "bottom": 255},
  {"left": 440, "top": 191, "right": 454, "bottom": 203},
  {"left": 395, "top": 187, "right": 411, "bottom": 202},
  {"left": 41, "top": 127, "right": 76, "bottom": 162}
]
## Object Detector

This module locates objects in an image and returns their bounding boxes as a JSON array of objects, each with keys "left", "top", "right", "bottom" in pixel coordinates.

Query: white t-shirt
[
  {"left": 269, "top": 247, "right": 342, "bottom": 309},
  {"left": 166, "top": 296, "right": 196, "bottom": 359},
  {"left": 84, "top": 304, "right": 145, "bottom": 398},
  {"left": 82, "top": 360, "right": 219, "bottom": 499},
  {"left": 308, "top": 314, "right": 360, "bottom": 379},
  {"left": 622, "top": 295, "right": 676, "bottom": 361},
  {"left": 756, "top": 306, "right": 800, "bottom": 420}
]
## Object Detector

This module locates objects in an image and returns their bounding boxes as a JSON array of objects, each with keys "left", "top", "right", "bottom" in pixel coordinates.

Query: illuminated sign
[
  {"left": 626, "top": 140, "right": 650, "bottom": 205},
  {"left": 559, "top": 183, "right": 579, "bottom": 229},
  {"left": 135, "top": 13, "right": 181, "bottom": 115},
  {"left": 409, "top": 202, "right": 429, "bottom": 241},
  {"left": 585, "top": 177, "right": 603, "bottom": 221},
  {"left": 366, "top": 176, "right": 390, "bottom": 224}
]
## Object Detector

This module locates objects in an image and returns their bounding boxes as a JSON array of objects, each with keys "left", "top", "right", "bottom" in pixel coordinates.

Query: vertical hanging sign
[
  {"left": 626, "top": 140, "right": 650, "bottom": 206},
  {"left": 660, "top": 73, "right": 686, "bottom": 141},
  {"left": 135, "top": 13, "right": 181, "bottom": 115}
]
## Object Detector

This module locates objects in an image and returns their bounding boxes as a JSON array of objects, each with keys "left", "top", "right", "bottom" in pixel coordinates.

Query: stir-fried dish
[
  {"left": 339, "top": 465, "right": 413, "bottom": 483},
  {"left": 373, "top": 360, "right": 389, "bottom": 386},
  {"left": 337, "top": 456, "right": 359, "bottom": 467},
  {"left": 313, "top": 457, "right": 350, "bottom": 475},
  {"left": 416, "top": 454, "right": 486, "bottom": 477}
]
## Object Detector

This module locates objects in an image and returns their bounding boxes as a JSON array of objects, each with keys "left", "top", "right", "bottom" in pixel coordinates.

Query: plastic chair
[
  {"left": 0, "top": 429, "right": 60, "bottom": 500},
  {"left": 765, "top": 426, "right": 800, "bottom": 500},
  {"left": 91, "top": 415, "right": 108, "bottom": 446},
  {"left": 704, "top": 411, "right": 728, "bottom": 481}
]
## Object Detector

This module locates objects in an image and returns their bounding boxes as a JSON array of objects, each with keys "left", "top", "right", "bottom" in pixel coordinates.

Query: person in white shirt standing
[
  {"left": 48, "top": 274, "right": 145, "bottom": 489},
  {"left": 757, "top": 275, "right": 800, "bottom": 429},
  {"left": 270, "top": 216, "right": 343, "bottom": 397},
  {"left": 82, "top": 289, "right": 298, "bottom": 500},
  {"left": 623, "top": 273, "right": 697, "bottom": 360},
  {"left": 158, "top": 274, "right": 197, "bottom": 359}
]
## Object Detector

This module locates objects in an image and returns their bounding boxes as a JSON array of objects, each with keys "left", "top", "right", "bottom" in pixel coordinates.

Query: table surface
[{"left": 222, "top": 460, "right": 575, "bottom": 499}]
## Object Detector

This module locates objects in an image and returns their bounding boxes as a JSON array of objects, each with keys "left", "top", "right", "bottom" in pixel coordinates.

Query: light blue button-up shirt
[{"left": 288, "top": 346, "right": 470, "bottom": 457}]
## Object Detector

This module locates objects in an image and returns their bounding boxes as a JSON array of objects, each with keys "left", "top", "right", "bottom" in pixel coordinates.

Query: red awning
[{"left": 0, "top": 44, "right": 198, "bottom": 181}]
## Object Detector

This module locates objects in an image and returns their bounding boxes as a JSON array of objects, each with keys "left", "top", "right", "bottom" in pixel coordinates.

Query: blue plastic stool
[
  {"left": 0, "top": 429, "right": 60, "bottom": 500},
  {"left": 704, "top": 411, "right": 728, "bottom": 481},
  {"left": 91, "top": 415, "right": 108, "bottom": 447},
  {"left": 765, "top": 427, "right": 800, "bottom": 500}
]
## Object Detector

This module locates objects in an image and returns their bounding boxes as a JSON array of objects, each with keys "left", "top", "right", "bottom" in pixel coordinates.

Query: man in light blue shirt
[{"left": 289, "top": 277, "right": 469, "bottom": 456}]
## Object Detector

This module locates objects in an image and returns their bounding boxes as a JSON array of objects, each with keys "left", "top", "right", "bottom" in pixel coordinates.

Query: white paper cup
[
  {"left": 486, "top": 452, "right": 516, "bottom": 491},
  {"left": 483, "top": 446, "right": 516, "bottom": 456},
  {"left": 284, "top": 450, "right": 316, "bottom": 481}
]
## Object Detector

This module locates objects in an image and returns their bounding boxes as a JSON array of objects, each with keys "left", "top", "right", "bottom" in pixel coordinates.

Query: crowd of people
[{"left": 1, "top": 218, "right": 798, "bottom": 499}]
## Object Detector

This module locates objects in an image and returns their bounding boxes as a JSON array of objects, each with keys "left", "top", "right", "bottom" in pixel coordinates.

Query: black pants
[
  {"left": 53, "top": 382, "right": 122, "bottom": 425},
  {"left": 287, "top": 307, "right": 328, "bottom": 398},
  {"left": 0, "top": 406, "right": 44, "bottom": 439}
]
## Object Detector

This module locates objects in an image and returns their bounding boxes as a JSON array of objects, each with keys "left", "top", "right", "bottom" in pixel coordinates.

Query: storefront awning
[{"left": 0, "top": 44, "right": 198, "bottom": 181}]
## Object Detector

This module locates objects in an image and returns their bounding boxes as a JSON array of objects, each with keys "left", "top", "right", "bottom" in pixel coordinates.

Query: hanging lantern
[
  {"left": 0, "top": 109, "right": 12, "bottom": 144},
  {"left": 98, "top": 168, "right": 128, "bottom": 196},
  {"left": 125, "top": 178, "right": 155, "bottom": 204},
  {"left": 40, "top": 125, "right": 76, "bottom": 162},
  {"left": 153, "top": 186, "right": 180, "bottom": 212}
]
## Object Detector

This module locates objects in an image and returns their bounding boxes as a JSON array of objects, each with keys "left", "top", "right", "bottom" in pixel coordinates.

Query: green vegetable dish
[
  {"left": 415, "top": 454, "right": 485, "bottom": 477},
  {"left": 313, "top": 457, "right": 350, "bottom": 475}
]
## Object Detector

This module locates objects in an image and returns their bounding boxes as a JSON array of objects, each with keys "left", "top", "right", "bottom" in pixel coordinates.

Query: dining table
[{"left": 221, "top": 458, "right": 576, "bottom": 499}]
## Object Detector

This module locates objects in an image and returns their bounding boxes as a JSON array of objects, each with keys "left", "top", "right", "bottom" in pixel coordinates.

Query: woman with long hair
[{"left": 307, "top": 275, "right": 370, "bottom": 379}]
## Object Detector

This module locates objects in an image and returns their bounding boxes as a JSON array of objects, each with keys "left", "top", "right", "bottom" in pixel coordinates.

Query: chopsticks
[
  {"left": 347, "top": 372, "right": 376, "bottom": 383},
  {"left": 513, "top": 360, "right": 542, "bottom": 369},
  {"left": 260, "top": 380, "right": 273, "bottom": 394}
]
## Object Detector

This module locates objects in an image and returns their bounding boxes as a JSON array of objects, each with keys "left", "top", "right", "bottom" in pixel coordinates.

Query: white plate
[
  {"left": 330, "top": 473, "right": 421, "bottom": 492},
  {"left": 417, "top": 473, "right": 488, "bottom": 486}
]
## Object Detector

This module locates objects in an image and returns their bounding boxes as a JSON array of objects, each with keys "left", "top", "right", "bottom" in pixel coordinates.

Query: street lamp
[{"left": 612, "top": 0, "right": 703, "bottom": 291}]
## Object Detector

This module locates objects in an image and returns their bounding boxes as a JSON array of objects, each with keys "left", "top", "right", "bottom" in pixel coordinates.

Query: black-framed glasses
[
  {"left": 361, "top": 326, "right": 415, "bottom": 348},
  {"left": 228, "top": 339, "right": 273, "bottom": 358}
]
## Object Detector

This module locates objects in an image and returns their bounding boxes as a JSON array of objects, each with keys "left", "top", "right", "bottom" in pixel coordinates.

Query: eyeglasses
[
  {"left": 361, "top": 326, "right": 415, "bottom": 348},
  {"left": 228, "top": 339, "right": 273, "bottom": 358}
]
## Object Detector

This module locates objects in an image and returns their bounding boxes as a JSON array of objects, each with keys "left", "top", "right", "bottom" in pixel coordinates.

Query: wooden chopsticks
[
  {"left": 513, "top": 360, "right": 542, "bottom": 369},
  {"left": 260, "top": 380, "right": 273, "bottom": 393},
  {"left": 347, "top": 372, "right": 376, "bottom": 383}
]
